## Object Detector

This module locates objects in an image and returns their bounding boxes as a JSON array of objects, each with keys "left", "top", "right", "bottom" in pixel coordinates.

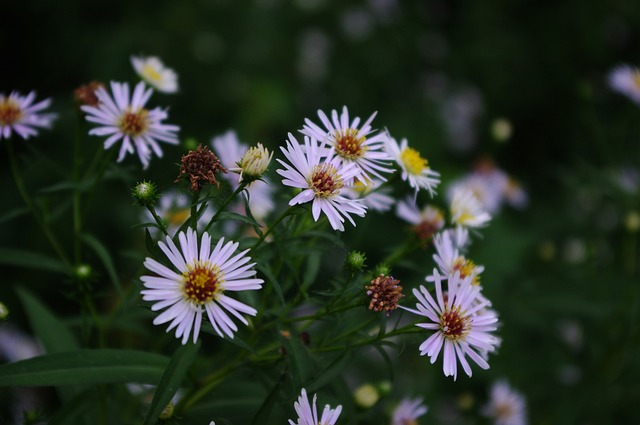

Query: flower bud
[
  {"left": 238, "top": 143, "right": 272, "bottom": 181},
  {"left": 0, "top": 302, "right": 9, "bottom": 320},
  {"left": 159, "top": 401, "right": 175, "bottom": 420},
  {"left": 132, "top": 180, "right": 158, "bottom": 206},
  {"left": 346, "top": 250, "right": 366, "bottom": 271},
  {"left": 74, "top": 264, "right": 93, "bottom": 280},
  {"left": 354, "top": 384, "right": 379, "bottom": 408}
]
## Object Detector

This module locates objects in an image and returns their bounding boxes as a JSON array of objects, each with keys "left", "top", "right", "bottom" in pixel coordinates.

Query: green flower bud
[
  {"left": 0, "top": 302, "right": 9, "bottom": 320},
  {"left": 346, "top": 250, "right": 367, "bottom": 271},
  {"left": 132, "top": 180, "right": 158, "bottom": 206}
]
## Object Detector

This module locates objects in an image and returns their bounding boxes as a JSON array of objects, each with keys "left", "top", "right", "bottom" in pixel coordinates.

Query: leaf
[
  {"left": 257, "top": 263, "right": 285, "bottom": 307},
  {"left": 143, "top": 342, "right": 200, "bottom": 425},
  {"left": 0, "top": 207, "right": 28, "bottom": 224},
  {"left": 81, "top": 233, "right": 123, "bottom": 297},
  {"left": 301, "top": 253, "right": 321, "bottom": 291},
  {"left": 306, "top": 351, "right": 352, "bottom": 393},
  {"left": 280, "top": 331, "right": 314, "bottom": 389},
  {"left": 200, "top": 324, "right": 257, "bottom": 354},
  {"left": 216, "top": 211, "right": 261, "bottom": 228},
  {"left": 0, "top": 247, "right": 68, "bottom": 274},
  {"left": 249, "top": 372, "right": 286, "bottom": 425},
  {"left": 372, "top": 344, "right": 395, "bottom": 381},
  {"left": 0, "top": 350, "right": 169, "bottom": 387},
  {"left": 39, "top": 180, "right": 92, "bottom": 194}
]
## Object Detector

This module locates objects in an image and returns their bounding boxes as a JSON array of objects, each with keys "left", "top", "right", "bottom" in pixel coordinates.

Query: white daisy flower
[
  {"left": 432, "top": 231, "right": 484, "bottom": 286},
  {"left": 81, "top": 81, "right": 180, "bottom": 169},
  {"left": 402, "top": 270, "right": 499, "bottom": 380},
  {"left": 481, "top": 380, "right": 527, "bottom": 425},
  {"left": 385, "top": 136, "right": 440, "bottom": 196},
  {"left": 447, "top": 172, "right": 506, "bottom": 215},
  {"left": 131, "top": 56, "right": 179, "bottom": 94},
  {"left": 140, "top": 228, "right": 263, "bottom": 344},
  {"left": 608, "top": 64, "right": 640, "bottom": 104},
  {"left": 211, "top": 130, "right": 275, "bottom": 221},
  {"left": 396, "top": 197, "right": 444, "bottom": 242},
  {"left": 391, "top": 397, "right": 428, "bottom": 425},
  {"left": 344, "top": 178, "right": 395, "bottom": 212},
  {"left": 277, "top": 133, "right": 367, "bottom": 231},
  {"left": 450, "top": 186, "right": 491, "bottom": 229},
  {"left": 289, "top": 388, "right": 342, "bottom": 425},
  {"left": 0, "top": 91, "right": 55, "bottom": 140},
  {"left": 300, "top": 106, "right": 394, "bottom": 183}
]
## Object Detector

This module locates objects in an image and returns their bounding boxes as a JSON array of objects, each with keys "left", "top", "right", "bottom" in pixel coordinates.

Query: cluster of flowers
[{"left": 2, "top": 55, "right": 533, "bottom": 425}]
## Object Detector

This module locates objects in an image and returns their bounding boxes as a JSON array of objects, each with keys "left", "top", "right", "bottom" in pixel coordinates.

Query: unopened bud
[
  {"left": 346, "top": 251, "right": 367, "bottom": 271},
  {"left": 132, "top": 180, "right": 158, "bottom": 206},
  {"left": 74, "top": 264, "right": 93, "bottom": 280},
  {"left": 0, "top": 302, "right": 8, "bottom": 320},
  {"left": 239, "top": 143, "right": 272, "bottom": 181}
]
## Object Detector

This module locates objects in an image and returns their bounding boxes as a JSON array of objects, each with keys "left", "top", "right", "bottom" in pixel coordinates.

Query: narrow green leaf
[
  {"left": 301, "top": 253, "right": 321, "bottom": 291},
  {"left": 81, "top": 233, "right": 123, "bottom": 297},
  {"left": 250, "top": 372, "right": 286, "bottom": 425},
  {"left": 0, "top": 247, "right": 68, "bottom": 274},
  {"left": 216, "top": 211, "right": 261, "bottom": 228},
  {"left": 257, "top": 263, "right": 285, "bottom": 306},
  {"left": 144, "top": 342, "right": 200, "bottom": 425},
  {"left": 307, "top": 351, "right": 352, "bottom": 393},
  {"left": 0, "top": 207, "right": 28, "bottom": 224},
  {"left": 0, "top": 349, "right": 169, "bottom": 386},
  {"left": 16, "top": 287, "right": 79, "bottom": 353},
  {"left": 280, "top": 331, "right": 314, "bottom": 389},
  {"left": 372, "top": 344, "right": 395, "bottom": 381}
]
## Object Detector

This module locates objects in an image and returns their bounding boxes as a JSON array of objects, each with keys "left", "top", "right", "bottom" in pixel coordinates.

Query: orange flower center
[
  {"left": 182, "top": 262, "right": 223, "bottom": 304},
  {"left": 119, "top": 109, "right": 149, "bottom": 136},
  {"left": 311, "top": 163, "right": 343, "bottom": 198},
  {"left": 334, "top": 128, "right": 367, "bottom": 160},
  {"left": 0, "top": 99, "right": 22, "bottom": 126},
  {"left": 439, "top": 307, "right": 471, "bottom": 341}
]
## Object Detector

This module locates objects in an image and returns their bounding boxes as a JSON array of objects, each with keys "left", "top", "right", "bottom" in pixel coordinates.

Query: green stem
[
  {"left": 178, "top": 358, "right": 244, "bottom": 412},
  {"left": 252, "top": 205, "right": 298, "bottom": 250},
  {"left": 81, "top": 149, "right": 115, "bottom": 220},
  {"left": 145, "top": 204, "right": 170, "bottom": 238},
  {"left": 73, "top": 126, "right": 83, "bottom": 264},
  {"left": 202, "top": 181, "right": 249, "bottom": 234},
  {"left": 190, "top": 190, "right": 201, "bottom": 231},
  {"left": 312, "top": 323, "right": 423, "bottom": 353},
  {"left": 6, "top": 142, "right": 72, "bottom": 271},
  {"left": 382, "top": 239, "right": 420, "bottom": 267}
]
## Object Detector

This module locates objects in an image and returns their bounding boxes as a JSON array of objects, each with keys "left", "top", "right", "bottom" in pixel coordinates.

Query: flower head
[
  {"left": 481, "top": 380, "right": 527, "bottom": 425},
  {"left": 432, "top": 231, "right": 484, "bottom": 286},
  {"left": 131, "top": 56, "right": 178, "bottom": 94},
  {"left": 239, "top": 143, "right": 273, "bottom": 180},
  {"left": 277, "top": 133, "right": 367, "bottom": 231},
  {"left": 402, "top": 270, "right": 499, "bottom": 380},
  {"left": 385, "top": 137, "right": 440, "bottom": 196},
  {"left": 396, "top": 197, "right": 444, "bottom": 244},
  {"left": 365, "top": 274, "right": 404, "bottom": 314},
  {"left": 449, "top": 187, "right": 491, "bottom": 229},
  {"left": 608, "top": 64, "right": 640, "bottom": 104},
  {"left": 176, "top": 145, "right": 227, "bottom": 191},
  {"left": 140, "top": 228, "right": 263, "bottom": 344},
  {"left": 0, "top": 91, "right": 55, "bottom": 140},
  {"left": 391, "top": 397, "right": 428, "bottom": 425},
  {"left": 81, "top": 81, "right": 180, "bottom": 169},
  {"left": 289, "top": 388, "right": 342, "bottom": 425},
  {"left": 301, "top": 106, "right": 394, "bottom": 183}
]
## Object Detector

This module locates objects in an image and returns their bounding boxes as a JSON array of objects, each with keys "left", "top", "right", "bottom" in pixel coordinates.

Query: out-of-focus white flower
[
  {"left": 440, "top": 86, "right": 484, "bottom": 152},
  {"left": 277, "top": 133, "right": 367, "bottom": 231},
  {"left": 131, "top": 56, "right": 179, "bottom": 94},
  {"left": 289, "top": 388, "right": 342, "bottom": 425},
  {"left": 481, "top": 380, "right": 527, "bottom": 425},
  {"left": 449, "top": 187, "right": 491, "bottom": 229},
  {"left": 301, "top": 106, "right": 394, "bottom": 183},
  {"left": 432, "top": 231, "right": 484, "bottom": 286},
  {"left": 608, "top": 64, "right": 640, "bottom": 104},
  {"left": 344, "top": 179, "right": 395, "bottom": 212},
  {"left": 140, "top": 228, "right": 263, "bottom": 344},
  {"left": 354, "top": 384, "right": 379, "bottom": 408},
  {"left": 385, "top": 136, "right": 440, "bottom": 196},
  {"left": 0, "top": 91, "right": 55, "bottom": 140},
  {"left": 491, "top": 117, "right": 512, "bottom": 143},
  {"left": 0, "top": 325, "right": 43, "bottom": 362},
  {"left": 81, "top": 81, "right": 179, "bottom": 169},
  {"left": 396, "top": 197, "right": 444, "bottom": 243},
  {"left": 402, "top": 270, "right": 499, "bottom": 380},
  {"left": 391, "top": 397, "right": 428, "bottom": 425}
]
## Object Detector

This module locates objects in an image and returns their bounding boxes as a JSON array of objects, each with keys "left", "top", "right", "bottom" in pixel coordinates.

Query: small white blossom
[
  {"left": 481, "top": 380, "right": 527, "bottom": 425},
  {"left": 289, "top": 388, "right": 342, "bottom": 425},
  {"left": 0, "top": 91, "right": 55, "bottom": 140},
  {"left": 131, "top": 56, "right": 179, "bottom": 93},
  {"left": 385, "top": 136, "right": 440, "bottom": 196}
]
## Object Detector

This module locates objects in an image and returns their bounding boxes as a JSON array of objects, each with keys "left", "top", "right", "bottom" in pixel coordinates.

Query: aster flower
[
  {"left": 608, "top": 64, "right": 640, "bottom": 104},
  {"left": 140, "top": 228, "right": 263, "bottom": 344},
  {"left": 344, "top": 178, "right": 395, "bottom": 212},
  {"left": 81, "top": 81, "right": 179, "bottom": 169},
  {"left": 300, "top": 106, "right": 394, "bottom": 182},
  {"left": 481, "top": 380, "right": 527, "bottom": 425},
  {"left": 432, "top": 231, "right": 484, "bottom": 285},
  {"left": 276, "top": 133, "right": 367, "bottom": 231},
  {"left": 391, "top": 397, "right": 428, "bottom": 425},
  {"left": 449, "top": 186, "right": 491, "bottom": 229},
  {"left": 385, "top": 136, "right": 440, "bottom": 196},
  {"left": 396, "top": 197, "right": 444, "bottom": 243},
  {"left": 402, "top": 270, "right": 499, "bottom": 380},
  {"left": 131, "top": 55, "right": 179, "bottom": 94},
  {"left": 0, "top": 91, "right": 55, "bottom": 140},
  {"left": 289, "top": 388, "right": 342, "bottom": 425}
]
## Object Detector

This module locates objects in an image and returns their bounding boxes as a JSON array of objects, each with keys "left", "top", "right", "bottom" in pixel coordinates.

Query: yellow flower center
[
  {"left": 399, "top": 147, "right": 428, "bottom": 175},
  {"left": 0, "top": 99, "right": 22, "bottom": 126},
  {"left": 311, "top": 163, "right": 343, "bottom": 198},
  {"left": 633, "top": 70, "right": 640, "bottom": 89},
  {"left": 439, "top": 307, "right": 471, "bottom": 341},
  {"left": 334, "top": 128, "right": 367, "bottom": 160},
  {"left": 453, "top": 256, "right": 481, "bottom": 285},
  {"left": 142, "top": 64, "right": 163, "bottom": 83},
  {"left": 165, "top": 208, "right": 191, "bottom": 227},
  {"left": 182, "top": 261, "right": 223, "bottom": 304},
  {"left": 119, "top": 109, "right": 149, "bottom": 136}
]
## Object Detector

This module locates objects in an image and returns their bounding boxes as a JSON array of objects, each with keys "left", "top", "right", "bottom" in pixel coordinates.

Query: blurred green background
[{"left": 2, "top": 0, "right": 640, "bottom": 423}]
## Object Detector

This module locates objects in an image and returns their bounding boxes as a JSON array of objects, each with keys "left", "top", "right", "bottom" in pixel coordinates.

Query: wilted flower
[
  {"left": 176, "top": 144, "right": 227, "bottom": 191},
  {"left": 140, "top": 228, "right": 263, "bottom": 344},
  {"left": 391, "top": 397, "right": 428, "bottom": 425},
  {"left": 74, "top": 81, "right": 103, "bottom": 108},
  {"left": 0, "top": 91, "right": 55, "bottom": 140},
  {"left": 365, "top": 274, "right": 404, "bottom": 314},
  {"left": 481, "top": 380, "right": 527, "bottom": 425},
  {"left": 81, "top": 81, "right": 180, "bottom": 169},
  {"left": 289, "top": 388, "right": 342, "bottom": 425},
  {"left": 131, "top": 55, "right": 179, "bottom": 94},
  {"left": 608, "top": 64, "right": 640, "bottom": 104}
]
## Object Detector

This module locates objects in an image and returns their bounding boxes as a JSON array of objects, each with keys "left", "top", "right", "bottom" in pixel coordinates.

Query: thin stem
[
  {"left": 252, "top": 205, "right": 298, "bottom": 250},
  {"left": 6, "top": 142, "right": 72, "bottom": 271},
  {"left": 202, "top": 180, "right": 249, "bottom": 234},
  {"left": 73, "top": 125, "right": 83, "bottom": 264},
  {"left": 145, "top": 204, "right": 170, "bottom": 238},
  {"left": 178, "top": 358, "right": 244, "bottom": 412},
  {"left": 81, "top": 149, "right": 115, "bottom": 220},
  {"left": 190, "top": 190, "right": 201, "bottom": 231}
]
